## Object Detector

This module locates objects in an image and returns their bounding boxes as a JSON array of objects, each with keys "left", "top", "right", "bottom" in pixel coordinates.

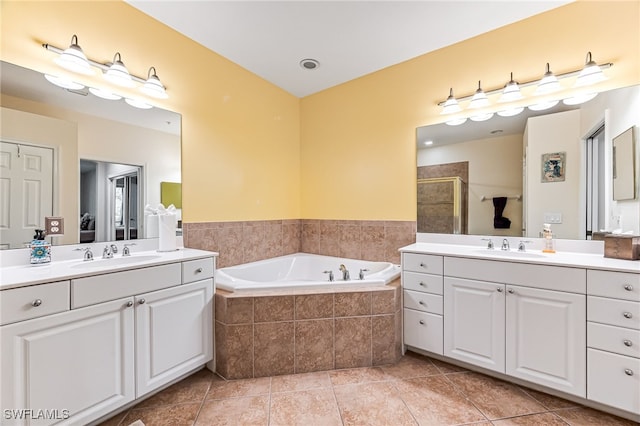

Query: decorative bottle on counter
[
  {"left": 30, "top": 229, "right": 51, "bottom": 265},
  {"left": 542, "top": 223, "right": 556, "bottom": 253}
]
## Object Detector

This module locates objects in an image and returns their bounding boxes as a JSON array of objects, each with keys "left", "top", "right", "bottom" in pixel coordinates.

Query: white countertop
[
  {"left": 0, "top": 247, "right": 218, "bottom": 290},
  {"left": 400, "top": 242, "right": 640, "bottom": 273}
]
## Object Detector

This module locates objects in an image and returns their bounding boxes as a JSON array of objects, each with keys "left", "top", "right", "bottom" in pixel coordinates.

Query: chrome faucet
[
  {"left": 339, "top": 264, "right": 350, "bottom": 281},
  {"left": 122, "top": 243, "right": 136, "bottom": 256},
  {"left": 323, "top": 270, "right": 334, "bottom": 282},
  {"left": 518, "top": 240, "right": 532, "bottom": 252},
  {"left": 359, "top": 268, "right": 369, "bottom": 280},
  {"left": 110, "top": 244, "right": 118, "bottom": 254},
  {"left": 501, "top": 238, "right": 510, "bottom": 251},
  {"left": 74, "top": 247, "right": 93, "bottom": 261},
  {"left": 103, "top": 245, "right": 114, "bottom": 259},
  {"left": 481, "top": 238, "right": 494, "bottom": 250}
]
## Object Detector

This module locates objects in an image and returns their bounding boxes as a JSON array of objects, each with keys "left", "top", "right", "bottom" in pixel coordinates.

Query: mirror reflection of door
[
  {"left": 585, "top": 125, "right": 606, "bottom": 239},
  {"left": 80, "top": 159, "right": 142, "bottom": 243},
  {"left": 0, "top": 141, "right": 53, "bottom": 249}
]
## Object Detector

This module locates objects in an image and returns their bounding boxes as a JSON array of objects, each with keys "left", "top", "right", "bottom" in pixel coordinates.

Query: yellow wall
[
  {"left": 2, "top": 1, "right": 639, "bottom": 224},
  {"left": 300, "top": 0, "right": 640, "bottom": 220},
  {"left": 0, "top": 0, "right": 301, "bottom": 223}
]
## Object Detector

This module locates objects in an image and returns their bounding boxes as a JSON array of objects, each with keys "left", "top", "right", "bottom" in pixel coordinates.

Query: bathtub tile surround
[
  {"left": 98, "top": 352, "right": 636, "bottom": 426},
  {"left": 214, "top": 278, "right": 402, "bottom": 379},
  {"left": 183, "top": 219, "right": 416, "bottom": 267}
]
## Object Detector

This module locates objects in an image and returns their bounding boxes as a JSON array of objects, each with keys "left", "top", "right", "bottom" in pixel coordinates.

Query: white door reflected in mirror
[{"left": 613, "top": 126, "right": 637, "bottom": 201}]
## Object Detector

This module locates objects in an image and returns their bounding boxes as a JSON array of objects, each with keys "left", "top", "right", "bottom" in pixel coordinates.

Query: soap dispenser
[
  {"left": 542, "top": 223, "right": 556, "bottom": 253},
  {"left": 30, "top": 229, "right": 51, "bottom": 265}
]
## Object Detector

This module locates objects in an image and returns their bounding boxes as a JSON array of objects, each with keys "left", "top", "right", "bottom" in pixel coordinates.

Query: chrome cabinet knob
[
  {"left": 138, "top": 298, "right": 146, "bottom": 305},
  {"left": 623, "top": 284, "right": 633, "bottom": 291},
  {"left": 419, "top": 320, "right": 425, "bottom": 325},
  {"left": 419, "top": 282, "right": 426, "bottom": 287},
  {"left": 624, "top": 369, "right": 634, "bottom": 376},
  {"left": 126, "top": 301, "right": 134, "bottom": 307},
  {"left": 623, "top": 312, "right": 633, "bottom": 319},
  {"left": 418, "top": 300, "right": 426, "bottom": 306},
  {"left": 195, "top": 267, "right": 203, "bottom": 273},
  {"left": 31, "top": 299, "right": 42, "bottom": 307},
  {"left": 497, "top": 287, "right": 503, "bottom": 293},
  {"left": 419, "top": 262, "right": 427, "bottom": 268},
  {"left": 507, "top": 288, "right": 515, "bottom": 294},
  {"left": 623, "top": 339, "right": 633, "bottom": 347}
]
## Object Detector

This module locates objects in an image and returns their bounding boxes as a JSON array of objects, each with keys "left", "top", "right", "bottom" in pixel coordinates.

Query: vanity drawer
[
  {"left": 0, "top": 281, "right": 70, "bottom": 325},
  {"left": 183, "top": 257, "right": 214, "bottom": 284},
  {"left": 587, "top": 348, "right": 640, "bottom": 414},
  {"left": 71, "top": 263, "right": 182, "bottom": 308},
  {"left": 588, "top": 322, "right": 640, "bottom": 358},
  {"left": 403, "top": 271, "right": 443, "bottom": 295},
  {"left": 444, "top": 257, "right": 586, "bottom": 294},
  {"left": 587, "top": 296, "right": 640, "bottom": 330},
  {"left": 588, "top": 270, "right": 640, "bottom": 302},
  {"left": 403, "top": 309, "right": 443, "bottom": 355},
  {"left": 404, "top": 290, "right": 443, "bottom": 315},
  {"left": 403, "top": 253, "right": 443, "bottom": 275}
]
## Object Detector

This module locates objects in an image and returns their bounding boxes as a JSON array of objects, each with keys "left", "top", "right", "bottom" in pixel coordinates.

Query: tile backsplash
[{"left": 184, "top": 219, "right": 415, "bottom": 267}]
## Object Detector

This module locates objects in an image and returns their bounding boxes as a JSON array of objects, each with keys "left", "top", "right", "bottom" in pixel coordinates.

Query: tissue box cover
[{"left": 604, "top": 235, "right": 640, "bottom": 260}]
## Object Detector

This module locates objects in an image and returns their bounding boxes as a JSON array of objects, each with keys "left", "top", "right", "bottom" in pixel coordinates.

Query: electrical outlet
[
  {"left": 543, "top": 212, "right": 562, "bottom": 224},
  {"left": 45, "top": 217, "right": 64, "bottom": 236}
]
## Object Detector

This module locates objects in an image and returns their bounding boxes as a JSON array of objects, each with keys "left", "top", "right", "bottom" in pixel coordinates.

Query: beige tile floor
[{"left": 99, "top": 352, "right": 638, "bottom": 426}]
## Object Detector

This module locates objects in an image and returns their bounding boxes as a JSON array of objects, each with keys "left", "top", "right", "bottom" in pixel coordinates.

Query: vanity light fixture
[
  {"left": 469, "top": 81, "right": 490, "bottom": 109},
  {"left": 44, "top": 74, "right": 85, "bottom": 91},
  {"left": 103, "top": 53, "right": 136, "bottom": 88},
  {"left": 140, "top": 67, "right": 169, "bottom": 99},
  {"left": 575, "top": 52, "right": 607, "bottom": 87},
  {"left": 441, "top": 88, "right": 462, "bottom": 114},
  {"left": 53, "top": 35, "right": 94, "bottom": 76},
  {"left": 498, "top": 73, "right": 523, "bottom": 103},
  {"left": 43, "top": 36, "right": 169, "bottom": 102},
  {"left": 436, "top": 51, "right": 612, "bottom": 124},
  {"left": 534, "top": 63, "right": 561, "bottom": 95}
]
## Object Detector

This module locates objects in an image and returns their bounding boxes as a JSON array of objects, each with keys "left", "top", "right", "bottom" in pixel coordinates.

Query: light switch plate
[
  {"left": 543, "top": 212, "right": 563, "bottom": 224},
  {"left": 45, "top": 217, "right": 64, "bottom": 236}
]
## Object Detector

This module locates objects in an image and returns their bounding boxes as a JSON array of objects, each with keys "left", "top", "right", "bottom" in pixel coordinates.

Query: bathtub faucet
[
  {"left": 323, "top": 270, "right": 334, "bottom": 282},
  {"left": 359, "top": 268, "right": 369, "bottom": 280},
  {"left": 339, "top": 264, "right": 350, "bottom": 281}
]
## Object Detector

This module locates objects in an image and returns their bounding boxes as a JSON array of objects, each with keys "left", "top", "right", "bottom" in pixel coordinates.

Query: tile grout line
[
  {"left": 191, "top": 375, "right": 214, "bottom": 426},
  {"left": 441, "top": 371, "right": 492, "bottom": 424}
]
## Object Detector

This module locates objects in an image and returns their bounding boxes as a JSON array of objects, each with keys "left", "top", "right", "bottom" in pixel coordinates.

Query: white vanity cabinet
[
  {"left": 0, "top": 254, "right": 215, "bottom": 426},
  {"left": 402, "top": 253, "right": 444, "bottom": 355},
  {"left": 586, "top": 270, "right": 640, "bottom": 414},
  {"left": 442, "top": 257, "right": 586, "bottom": 397}
]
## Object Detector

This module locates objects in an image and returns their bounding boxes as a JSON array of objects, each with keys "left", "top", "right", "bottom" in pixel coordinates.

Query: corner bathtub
[{"left": 216, "top": 253, "right": 401, "bottom": 292}]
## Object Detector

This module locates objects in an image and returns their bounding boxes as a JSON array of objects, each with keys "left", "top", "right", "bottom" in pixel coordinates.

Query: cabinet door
[
  {"left": 1, "top": 298, "right": 135, "bottom": 426},
  {"left": 506, "top": 285, "right": 586, "bottom": 397},
  {"left": 444, "top": 277, "right": 505, "bottom": 373},
  {"left": 135, "top": 279, "right": 213, "bottom": 397}
]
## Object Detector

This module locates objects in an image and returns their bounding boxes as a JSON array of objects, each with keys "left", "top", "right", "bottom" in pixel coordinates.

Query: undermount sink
[
  {"left": 71, "top": 254, "right": 162, "bottom": 269},
  {"left": 473, "top": 249, "right": 547, "bottom": 259}
]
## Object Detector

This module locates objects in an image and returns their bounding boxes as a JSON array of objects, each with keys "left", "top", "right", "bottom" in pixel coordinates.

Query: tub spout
[{"left": 339, "top": 264, "right": 350, "bottom": 281}]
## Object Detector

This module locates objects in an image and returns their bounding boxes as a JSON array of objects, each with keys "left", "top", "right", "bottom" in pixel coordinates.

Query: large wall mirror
[
  {"left": 0, "top": 61, "right": 181, "bottom": 249},
  {"left": 417, "top": 84, "right": 640, "bottom": 240}
]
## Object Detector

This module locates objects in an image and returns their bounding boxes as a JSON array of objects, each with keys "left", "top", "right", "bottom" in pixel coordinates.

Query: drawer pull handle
[
  {"left": 195, "top": 267, "right": 203, "bottom": 273},
  {"left": 623, "top": 312, "right": 633, "bottom": 319},
  {"left": 126, "top": 301, "right": 134, "bottom": 308},
  {"left": 419, "top": 300, "right": 426, "bottom": 306},
  {"left": 624, "top": 369, "right": 634, "bottom": 376},
  {"left": 31, "top": 299, "right": 42, "bottom": 307},
  {"left": 497, "top": 288, "right": 503, "bottom": 293},
  {"left": 138, "top": 298, "right": 146, "bottom": 305},
  {"left": 507, "top": 288, "right": 515, "bottom": 294},
  {"left": 419, "top": 282, "right": 426, "bottom": 287},
  {"left": 623, "top": 284, "right": 633, "bottom": 291},
  {"left": 623, "top": 339, "right": 633, "bottom": 347},
  {"left": 419, "top": 263, "right": 427, "bottom": 268},
  {"left": 419, "top": 320, "right": 425, "bottom": 325}
]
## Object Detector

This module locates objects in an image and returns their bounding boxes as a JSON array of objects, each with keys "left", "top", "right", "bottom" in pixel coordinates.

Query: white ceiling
[{"left": 126, "top": 0, "right": 573, "bottom": 98}]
